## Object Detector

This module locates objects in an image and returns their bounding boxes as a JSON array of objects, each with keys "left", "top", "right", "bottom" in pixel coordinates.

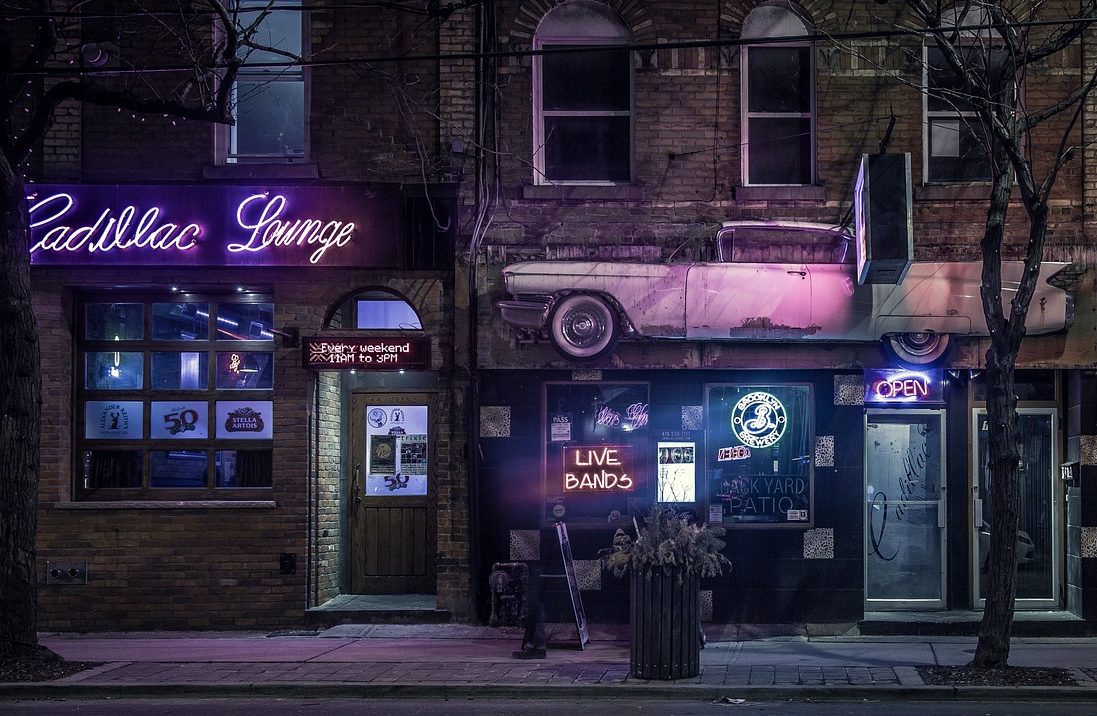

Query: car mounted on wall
[{"left": 496, "top": 221, "right": 1075, "bottom": 365}]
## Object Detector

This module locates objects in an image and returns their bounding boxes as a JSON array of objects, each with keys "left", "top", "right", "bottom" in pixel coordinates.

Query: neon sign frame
[
  {"left": 27, "top": 184, "right": 402, "bottom": 267},
  {"left": 864, "top": 369, "right": 943, "bottom": 404}
]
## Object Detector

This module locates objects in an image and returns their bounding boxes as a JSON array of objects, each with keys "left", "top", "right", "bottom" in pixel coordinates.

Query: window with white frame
[
  {"left": 534, "top": 2, "right": 632, "bottom": 183},
  {"left": 740, "top": 5, "right": 815, "bottom": 186},
  {"left": 924, "top": 5, "right": 1002, "bottom": 183},
  {"left": 226, "top": 0, "right": 305, "bottom": 162}
]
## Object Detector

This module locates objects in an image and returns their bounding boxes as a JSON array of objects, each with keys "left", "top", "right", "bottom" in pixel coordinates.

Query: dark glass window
[
  {"left": 86, "top": 303, "right": 144, "bottom": 340},
  {"left": 925, "top": 46, "right": 1002, "bottom": 183},
  {"left": 741, "top": 7, "right": 814, "bottom": 186},
  {"left": 230, "top": 0, "right": 305, "bottom": 161},
  {"left": 705, "top": 384, "right": 814, "bottom": 526},
  {"left": 535, "top": 5, "right": 631, "bottom": 183},
  {"left": 217, "top": 303, "right": 275, "bottom": 341},
  {"left": 76, "top": 293, "right": 274, "bottom": 500},
  {"left": 152, "top": 303, "right": 209, "bottom": 341}
]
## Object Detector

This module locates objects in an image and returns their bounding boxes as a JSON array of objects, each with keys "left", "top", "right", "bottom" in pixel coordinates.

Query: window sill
[
  {"left": 522, "top": 184, "right": 645, "bottom": 201},
  {"left": 203, "top": 163, "right": 318, "bottom": 180},
  {"left": 914, "top": 184, "right": 990, "bottom": 202},
  {"left": 50, "top": 500, "right": 277, "bottom": 510},
  {"left": 734, "top": 185, "right": 825, "bottom": 202}
]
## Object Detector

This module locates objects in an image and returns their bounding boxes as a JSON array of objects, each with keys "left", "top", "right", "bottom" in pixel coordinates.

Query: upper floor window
[
  {"left": 225, "top": 0, "right": 306, "bottom": 163},
  {"left": 741, "top": 5, "right": 815, "bottom": 186},
  {"left": 924, "top": 4, "right": 1001, "bottom": 183},
  {"left": 533, "top": 2, "right": 632, "bottom": 184}
]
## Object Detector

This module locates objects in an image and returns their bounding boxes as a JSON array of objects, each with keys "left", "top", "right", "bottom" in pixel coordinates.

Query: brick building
[
  {"left": 26, "top": 0, "right": 1097, "bottom": 631},
  {"left": 29, "top": 2, "right": 468, "bottom": 630},
  {"left": 463, "top": 0, "right": 1097, "bottom": 629}
]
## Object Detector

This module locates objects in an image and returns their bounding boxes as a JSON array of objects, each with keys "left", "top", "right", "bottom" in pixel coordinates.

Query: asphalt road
[{"left": 3, "top": 699, "right": 1097, "bottom": 715}]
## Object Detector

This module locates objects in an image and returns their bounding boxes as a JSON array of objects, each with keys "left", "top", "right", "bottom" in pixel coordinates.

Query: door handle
[
  {"left": 974, "top": 498, "right": 983, "bottom": 527},
  {"left": 787, "top": 270, "right": 807, "bottom": 278},
  {"left": 353, "top": 463, "right": 362, "bottom": 505}
]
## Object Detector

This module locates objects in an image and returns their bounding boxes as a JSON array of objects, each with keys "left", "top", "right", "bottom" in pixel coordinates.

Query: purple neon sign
[{"left": 28, "top": 184, "right": 402, "bottom": 267}]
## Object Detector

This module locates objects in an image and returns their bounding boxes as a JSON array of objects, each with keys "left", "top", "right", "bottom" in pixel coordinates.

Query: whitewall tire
[{"left": 548, "top": 293, "right": 619, "bottom": 361}]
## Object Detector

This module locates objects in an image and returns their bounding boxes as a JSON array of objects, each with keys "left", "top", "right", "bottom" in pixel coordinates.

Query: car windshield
[{"left": 718, "top": 226, "right": 851, "bottom": 264}]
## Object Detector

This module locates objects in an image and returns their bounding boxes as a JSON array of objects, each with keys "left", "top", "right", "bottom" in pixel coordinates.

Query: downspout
[
  {"left": 464, "top": 0, "right": 483, "bottom": 624},
  {"left": 465, "top": 0, "right": 499, "bottom": 623}
]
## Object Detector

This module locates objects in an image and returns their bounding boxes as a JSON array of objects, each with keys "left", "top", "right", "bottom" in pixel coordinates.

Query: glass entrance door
[
  {"left": 973, "top": 409, "right": 1059, "bottom": 608},
  {"left": 865, "top": 410, "right": 947, "bottom": 609}
]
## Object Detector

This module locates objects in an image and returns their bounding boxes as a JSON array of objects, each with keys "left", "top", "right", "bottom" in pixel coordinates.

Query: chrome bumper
[{"left": 497, "top": 298, "right": 551, "bottom": 329}]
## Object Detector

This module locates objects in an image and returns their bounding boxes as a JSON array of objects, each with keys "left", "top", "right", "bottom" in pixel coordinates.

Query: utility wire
[{"left": 10, "top": 16, "right": 1096, "bottom": 77}]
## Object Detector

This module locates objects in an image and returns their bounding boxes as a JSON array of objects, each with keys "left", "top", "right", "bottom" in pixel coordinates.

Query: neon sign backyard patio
[{"left": 27, "top": 184, "right": 401, "bottom": 268}]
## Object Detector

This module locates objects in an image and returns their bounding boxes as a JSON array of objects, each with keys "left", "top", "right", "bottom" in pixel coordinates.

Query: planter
[{"left": 630, "top": 567, "right": 701, "bottom": 679}]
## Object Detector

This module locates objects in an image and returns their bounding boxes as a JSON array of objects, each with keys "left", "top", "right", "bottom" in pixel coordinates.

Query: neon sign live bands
[{"left": 27, "top": 184, "right": 402, "bottom": 267}]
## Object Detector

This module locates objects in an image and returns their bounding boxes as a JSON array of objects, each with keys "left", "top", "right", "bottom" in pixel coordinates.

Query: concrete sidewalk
[{"left": 4, "top": 625, "right": 1097, "bottom": 702}]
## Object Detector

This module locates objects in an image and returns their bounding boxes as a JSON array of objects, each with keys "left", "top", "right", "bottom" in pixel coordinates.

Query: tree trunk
[
  {"left": 0, "top": 158, "right": 43, "bottom": 660},
  {"left": 972, "top": 352, "right": 1021, "bottom": 667}
]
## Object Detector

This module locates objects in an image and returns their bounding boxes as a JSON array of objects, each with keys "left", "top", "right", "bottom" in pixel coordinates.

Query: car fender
[{"left": 873, "top": 315, "right": 972, "bottom": 340}]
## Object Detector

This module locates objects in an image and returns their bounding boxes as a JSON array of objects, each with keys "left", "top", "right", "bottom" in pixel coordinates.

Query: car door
[{"left": 684, "top": 261, "right": 811, "bottom": 339}]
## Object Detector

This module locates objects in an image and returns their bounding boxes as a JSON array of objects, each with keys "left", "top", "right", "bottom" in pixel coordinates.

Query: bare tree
[
  {"left": 902, "top": 0, "right": 1097, "bottom": 667},
  {"left": 0, "top": 0, "right": 300, "bottom": 662}
]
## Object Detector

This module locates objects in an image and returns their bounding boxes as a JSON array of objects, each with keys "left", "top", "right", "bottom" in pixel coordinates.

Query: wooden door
[{"left": 349, "top": 393, "right": 436, "bottom": 594}]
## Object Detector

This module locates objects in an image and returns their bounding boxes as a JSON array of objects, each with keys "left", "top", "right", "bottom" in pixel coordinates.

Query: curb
[{"left": 4, "top": 682, "right": 1097, "bottom": 702}]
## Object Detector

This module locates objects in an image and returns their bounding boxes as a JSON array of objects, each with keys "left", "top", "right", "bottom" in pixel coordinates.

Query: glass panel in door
[
  {"left": 973, "top": 410, "right": 1058, "bottom": 607},
  {"left": 865, "top": 410, "right": 946, "bottom": 608}
]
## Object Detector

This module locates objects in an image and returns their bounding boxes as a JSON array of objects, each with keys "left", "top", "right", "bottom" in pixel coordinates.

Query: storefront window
[
  {"left": 705, "top": 384, "right": 813, "bottom": 526},
  {"left": 75, "top": 294, "right": 274, "bottom": 499},
  {"left": 543, "top": 382, "right": 650, "bottom": 525}
]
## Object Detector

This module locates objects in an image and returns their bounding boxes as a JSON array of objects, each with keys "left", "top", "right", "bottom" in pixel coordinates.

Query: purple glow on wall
[{"left": 28, "top": 184, "right": 402, "bottom": 267}]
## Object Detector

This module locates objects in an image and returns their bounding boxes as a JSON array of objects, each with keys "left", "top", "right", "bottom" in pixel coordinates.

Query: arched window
[
  {"left": 533, "top": 2, "right": 632, "bottom": 183},
  {"left": 924, "top": 4, "right": 1002, "bottom": 183},
  {"left": 325, "top": 289, "right": 423, "bottom": 330},
  {"left": 740, "top": 5, "right": 815, "bottom": 186}
]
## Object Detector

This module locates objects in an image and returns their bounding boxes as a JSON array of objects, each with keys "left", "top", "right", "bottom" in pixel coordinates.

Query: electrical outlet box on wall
[{"left": 46, "top": 561, "right": 88, "bottom": 585}]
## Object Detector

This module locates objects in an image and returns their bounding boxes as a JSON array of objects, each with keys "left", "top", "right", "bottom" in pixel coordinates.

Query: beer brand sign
[{"left": 28, "top": 184, "right": 402, "bottom": 267}]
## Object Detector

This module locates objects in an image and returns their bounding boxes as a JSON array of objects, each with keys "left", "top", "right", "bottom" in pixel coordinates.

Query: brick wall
[
  {"left": 33, "top": 268, "right": 466, "bottom": 630},
  {"left": 444, "top": 1, "right": 1094, "bottom": 370}
]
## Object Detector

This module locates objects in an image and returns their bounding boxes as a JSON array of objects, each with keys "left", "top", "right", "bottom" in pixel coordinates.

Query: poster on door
[{"left": 364, "top": 405, "right": 428, "bottom": 496}]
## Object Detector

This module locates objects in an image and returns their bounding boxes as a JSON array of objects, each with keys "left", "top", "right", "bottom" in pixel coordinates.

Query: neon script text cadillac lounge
[{"left": 29, "top": 192, "right": 357, "bottom": 265}]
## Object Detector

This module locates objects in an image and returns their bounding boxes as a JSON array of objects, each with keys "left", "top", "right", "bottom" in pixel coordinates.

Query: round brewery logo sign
[
  {"left": 99, "top": 403, "right": 130, "bottom": 434},
  {"left": 731, "top": 391, "right": 787, "bottom": 448}
]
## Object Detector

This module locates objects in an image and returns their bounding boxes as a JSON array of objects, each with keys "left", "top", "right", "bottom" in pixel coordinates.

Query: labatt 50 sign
[{"left": 27, "top": 184, "right": 402, "bottom": 267}]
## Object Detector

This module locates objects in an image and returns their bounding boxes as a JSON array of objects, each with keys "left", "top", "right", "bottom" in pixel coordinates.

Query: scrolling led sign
[
  {"left": 864, "top": 369, "right": 943, "bottom": 404},
  {"left": 304, "top": 337, "right": 429, "bottom": 371},
  {"left": 27, "top": 184, "right": 402, "bottom": 267}
]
